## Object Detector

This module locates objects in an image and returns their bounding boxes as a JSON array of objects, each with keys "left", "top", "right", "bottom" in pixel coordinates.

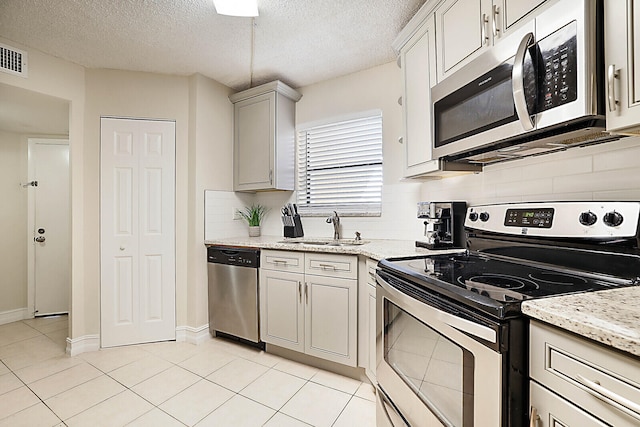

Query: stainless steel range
[{"left": 375, "top": 202, "right": 640, "bottom": 427}]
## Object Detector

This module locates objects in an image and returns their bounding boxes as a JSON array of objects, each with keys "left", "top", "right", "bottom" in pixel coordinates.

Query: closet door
[{"left": 100, "top": 118, "right": 176, "bottom": 347}]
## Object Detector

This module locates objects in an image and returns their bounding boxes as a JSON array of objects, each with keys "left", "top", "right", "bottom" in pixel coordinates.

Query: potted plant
[{"left": 237, "top": 204, "right": 269, "bottom": 237}]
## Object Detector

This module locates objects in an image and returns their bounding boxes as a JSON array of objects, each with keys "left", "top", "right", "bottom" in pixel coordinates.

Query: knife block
[{"left": 284, "top": 214, "right": 304, "bottom": 238}]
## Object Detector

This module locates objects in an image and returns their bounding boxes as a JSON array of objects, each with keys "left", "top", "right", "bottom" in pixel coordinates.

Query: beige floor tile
[
  {"left": 13, "top": 354, "right": 83, "bottom": 384},
  {"left": 310, "top": 369, "right": 362, "bottom": 394},
  {"left": 159, "top": 379, "right": 234, "bottom": 426},
  {"left": 126, "top": 408, "right": 186, "bottom": 426},
  {"left": 205, "top": 358, "right": 269, "bottom": 392},
  {"left": 263, "top": 412, "right": 312, "bottom": 427},
  {"left": 108, "top": 354, "right": 173, "bottom": 388},
  {"left": 79, "top": 346, "right": 149, "bottom": 373},
  {"left": 0, "top": 362, "right": 8, "bottom": 375},
  {"left": 65, "top": 390, "right": 153, "bottom": 427},
  {"left": 239, "top": 368, "right": 306, "bottom": 410},
  {"left": 0, "top": 322, "right": 42, "bottom": 347},
  {"left": 0, "top": 402, "right": 61, "bottom": 427},
  {"left": 177, "top": 348, "right": 236, "bottom": 377},
  {"left": 0, "top": 335, "right": 65, "bottom": 371},
  {"left": 130, "top": 365, "right": 200, "bottom": 405},
  {"left": 29, "top": 362, "right": 103, "bottom": 400},
  {"left": 273, "top": 358, "right": 320, "bottom": 380},
  {"left": 0, "top": 372, "right": 23, "bottom": 395},
  {"left": 280, "top": 381, "right": 351, "bottom": 427},
  {"left": 332, "top": 396, "right": 376, "bottom": 427},
  {"left": 44, "top": 329, "right": 68, "bottom": 350},
  {"left": 137, "top": 341, "right": 199, "bottom": 364},
  {"left": 45, "top": 374, "right": 126, "bottom": 420},
  {"left": 195, "top": 394, "right": 275, "bottom": 427},
  {"left": 0, "top": 386, "right": 40, "bottom": 419},
  {"left": 355, "top": 382, "right": 377, "bottom": 402},
  {"left": 27, "top": 317, "right": 68, "bottom": 334}
]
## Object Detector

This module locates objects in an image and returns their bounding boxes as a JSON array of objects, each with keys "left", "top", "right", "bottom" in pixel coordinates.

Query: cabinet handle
[
  {"left": 269, "top": 169, "right": 273, "bottom": 184},
  {"left": 305, "top": 282, "right": 308, "bottom": 304},
  {"left": 272, "top": 259, "right": 287, "bottom": 265},
  {"left": 492, "top": 5, "right": 500, "bottom": 38},
  {"left": 607, "top": 64, "right": 619, "bottom": 112},
  {"left": 529, "top": 407, "right": 540, "bottom": 427},
  {"left": 575, "top": 374, "right": 640, "bottom": 421},
  {"left": 298, "top": 281, "right": 302, "bottom": 303},
  {"left": 319, "top": 263, "right": 336, "bottom": 270},
  {"left": 481, "top": 13, "right": 489, "bottom": 45}
]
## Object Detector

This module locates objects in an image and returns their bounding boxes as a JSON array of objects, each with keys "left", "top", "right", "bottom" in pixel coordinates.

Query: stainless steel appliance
[
  {"left": 416, "top": 201, "right": 466, "bottom": 249},
  {"left": 376, "top": 201, "right": 640, "bottom": 426},
  {"left": 207, "top": 246, "right": 262, "bottom": 346},
  {"left": 431, "top": 0, "right": 619, "bottom": 165}
]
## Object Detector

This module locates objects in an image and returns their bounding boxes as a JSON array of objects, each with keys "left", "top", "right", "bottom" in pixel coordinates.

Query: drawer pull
[
  {"left": 575, "top": 374, "right": 640, "bottom": 421},
  {"left": 272, "top": 259, "right": 288, "bottom": 265},
  {"left": 319, "top": 263, "right": 337, "bottom": 270}
]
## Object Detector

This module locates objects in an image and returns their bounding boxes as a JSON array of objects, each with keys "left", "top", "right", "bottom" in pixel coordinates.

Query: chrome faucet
[{"left": 326, "top": 211, "right": 340, "bottom": 240}]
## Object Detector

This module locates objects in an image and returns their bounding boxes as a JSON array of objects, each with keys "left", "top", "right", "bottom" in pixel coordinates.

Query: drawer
[
  {"left": 305, "top": 253, "right": 357, "bottom": 279},
  {"left": 366, "top": 258, "right": 377, "bottom": 286},
  {"left": 530, "top": 321, "right": 640, "bottom": 426},
  {"left": 530, "top": 381, "right": 607, "bottom": 426},
  {"left": 261, "top": 250, "right": 304, "bottom": 273}
]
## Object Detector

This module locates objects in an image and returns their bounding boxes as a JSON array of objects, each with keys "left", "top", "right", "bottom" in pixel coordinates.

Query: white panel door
[
  {"left": 28, "top": 139, "right": 70, "bottom": 316},
  {"left": 100, "top": 118, "right": 175, "bottom": 348}
]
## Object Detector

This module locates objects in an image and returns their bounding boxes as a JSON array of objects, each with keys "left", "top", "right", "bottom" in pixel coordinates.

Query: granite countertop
[
  {"left": 204, "top": 235, "right": 446, "bottom": 261},
  {"left": 522, "top": 287, "right": 640, "bottom": 357}
]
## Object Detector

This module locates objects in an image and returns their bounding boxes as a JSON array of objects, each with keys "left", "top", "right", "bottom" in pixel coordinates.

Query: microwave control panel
[{"left": 537, "top": 21, "right": 578, "bottom": 112}]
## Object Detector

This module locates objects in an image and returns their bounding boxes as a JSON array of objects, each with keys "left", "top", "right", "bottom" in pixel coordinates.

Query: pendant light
[{"left": 213, "top": 0, "right": 258, "bottom": 17}]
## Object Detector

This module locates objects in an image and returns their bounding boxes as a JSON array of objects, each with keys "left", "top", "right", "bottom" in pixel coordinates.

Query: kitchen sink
[{"left": 278, "top": 238, "right": 369, "bottom": 246}]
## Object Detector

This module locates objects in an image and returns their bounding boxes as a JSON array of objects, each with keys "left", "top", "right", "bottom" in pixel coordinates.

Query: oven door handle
[
  {"left": 377, "top": 386, "right": 411, "bottom": 427},
  {"left": 436, "top": 310, "right": 497, "bottom": 343},
  {"left": 512, "top": 31, "right": 535, "bottom": 131}
]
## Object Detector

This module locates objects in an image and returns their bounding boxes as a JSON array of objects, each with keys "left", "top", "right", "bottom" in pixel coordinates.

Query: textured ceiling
[{"left": 0, "top": 0, "right": 427, "bottom": 91}]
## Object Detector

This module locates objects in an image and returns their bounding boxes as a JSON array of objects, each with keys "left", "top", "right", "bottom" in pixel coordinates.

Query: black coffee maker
[{"left": 415, "top": 201, "right": 466, "bottom": 249}]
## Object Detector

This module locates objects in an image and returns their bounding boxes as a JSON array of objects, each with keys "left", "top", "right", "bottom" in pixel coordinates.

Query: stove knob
[
  {"left": 603, "top": 211, "right": 624, "bottom": 227},
  {"left": 468, "top": 212, "right": 479, "bottom": 221},
  {"left": 579, "top": 211, "right": 597, "bottom": 226},
  {"left": 479, "top": 212, "right": 490, "bottom": 222}
]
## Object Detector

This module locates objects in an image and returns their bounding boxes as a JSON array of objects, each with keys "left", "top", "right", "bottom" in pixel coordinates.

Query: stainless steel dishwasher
[{"left": 207, "top": 246, "right": 261, "bottom": 345}]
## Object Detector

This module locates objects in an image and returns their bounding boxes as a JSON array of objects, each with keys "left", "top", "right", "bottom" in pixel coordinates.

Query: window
[{"left": 297, "top": 111, "right": 383, "bottom": 216}]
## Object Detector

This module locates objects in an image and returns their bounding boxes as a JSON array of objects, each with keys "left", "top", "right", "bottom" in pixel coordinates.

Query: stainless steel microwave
[{"left": 431, "top": 0, "right": 614, "bottom": 164}]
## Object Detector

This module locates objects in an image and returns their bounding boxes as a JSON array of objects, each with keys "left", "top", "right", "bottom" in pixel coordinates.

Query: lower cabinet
[
  {"left": 260, "top": 250, "right": 358, "bottom": 367},
  {"left": 529, "top": 321, "right": 640, "bottom": 426}
]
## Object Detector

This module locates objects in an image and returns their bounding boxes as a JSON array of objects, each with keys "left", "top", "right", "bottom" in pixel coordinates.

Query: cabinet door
[
  {"left": 402, "top": 15, "right": 441, "bottom": 177},
  {"left": 367, "top": 283, "right": 377, "bottom": 378},
  {"left": 234, "top": 92, "right": 275, "bottom": 191},
  {"left": 530, "top": 382, "right": 608, "bottom": 427},
  {"left": 304, "top": 275, "right": 357, "bottom": 366},
  {"left": 435, "top": 0, "right": 491, "bottom": 81},
  {"left": 502, "top": 0, "right": 546, "bottom": 31},
  {"left": 259, "top": 269, "right": 304, "bottom": 352},
  {"left": 605, "top": 0, "right": 640, "bottom": 133}
]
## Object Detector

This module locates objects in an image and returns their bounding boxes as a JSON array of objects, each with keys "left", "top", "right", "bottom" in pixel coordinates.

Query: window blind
[{"left": 297, "top": 113, "right": 383, "bottom": 216}]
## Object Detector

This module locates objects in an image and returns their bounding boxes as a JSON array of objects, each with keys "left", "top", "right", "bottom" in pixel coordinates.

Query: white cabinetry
[
  {"left": 260, "top": 250, "right": 358, "bottom": 366},
  {"left": 530, "top": 321, "right": 640, "bottom": 426},
  {"left": 358, "top": 258, "right": 377, "bottom": 382},
  {"left": 434, "top": 0, "right": 548, "bottom": 81},
  {"left": 230, "top": 81, "right": 301, "bottom": 192},
  {"left": 604, "top": 0, "right": 640, "bottom": 133}
]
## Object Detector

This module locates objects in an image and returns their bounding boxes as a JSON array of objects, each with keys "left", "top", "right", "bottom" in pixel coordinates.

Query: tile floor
[{"left": 0, "top": 315, "right": 376, "bottom": 426}]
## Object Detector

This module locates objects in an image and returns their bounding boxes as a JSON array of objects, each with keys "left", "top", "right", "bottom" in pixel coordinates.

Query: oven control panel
[{"left": 466, "top": 202, "right": 640, "bottom": 238}]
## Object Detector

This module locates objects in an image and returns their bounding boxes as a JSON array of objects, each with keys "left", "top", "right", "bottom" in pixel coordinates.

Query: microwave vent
[
  {"left": 545, "top": 130, "right": 614, "bottom": 147},
  {"left": 0, "top": 43, "right": 28, "bottom": 77}
]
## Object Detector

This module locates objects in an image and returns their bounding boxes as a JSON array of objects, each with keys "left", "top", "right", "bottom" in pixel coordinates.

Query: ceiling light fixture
[{"left": 213, "top": 0, "right": 258, "bottom": 17}]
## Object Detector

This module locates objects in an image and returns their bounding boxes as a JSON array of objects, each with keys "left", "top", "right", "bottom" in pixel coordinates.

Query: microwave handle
[{"left": 512, "top": 32, "right": 535, "bottom": 131}]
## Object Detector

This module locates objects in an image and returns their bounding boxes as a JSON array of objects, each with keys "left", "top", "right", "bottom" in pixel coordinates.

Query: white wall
[
  {"left": 420, "top": 137, "right": 640, "bottom": 204},
  {"left": 0, "top": 131, "right": 27, "bottom": 314},
  {"left": 205, "top": 61, "right": 426, "bottom": 242}
]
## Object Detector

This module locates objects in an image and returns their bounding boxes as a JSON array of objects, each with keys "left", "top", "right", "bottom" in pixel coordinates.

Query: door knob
[{"left": 34, "top": 236, "right": 46, "bottom": 243}]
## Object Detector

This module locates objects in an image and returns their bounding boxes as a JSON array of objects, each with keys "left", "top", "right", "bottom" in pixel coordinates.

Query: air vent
[{"left": 0, "top": 43, "right": 28, "bottom": 78}]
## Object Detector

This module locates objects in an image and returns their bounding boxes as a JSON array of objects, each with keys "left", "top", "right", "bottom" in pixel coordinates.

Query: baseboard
[
  {"left": 0, "top": 308, "right": 28, "bottom": 326},
  {"left": 176, "top": 324, "right": 210, "bottom": 345},
  {"left": 66, "top": 334, "right": 100, "bottom": 356}
]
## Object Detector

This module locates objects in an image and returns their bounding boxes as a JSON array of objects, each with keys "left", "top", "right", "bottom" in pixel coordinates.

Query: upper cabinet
[
  {"left": 604, "top": 0, "right": 640, "bottom": 134},
  {"left": 230, "top": 81, "right": 302, "bottom": 192},
  {"left": 435, "top": 0, "right": 548, "bottom": 81}
]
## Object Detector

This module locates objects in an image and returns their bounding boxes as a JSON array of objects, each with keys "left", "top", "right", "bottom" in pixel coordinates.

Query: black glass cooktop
[{"left": 378, "top": 250, "right": 639, "bottom": 319}]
